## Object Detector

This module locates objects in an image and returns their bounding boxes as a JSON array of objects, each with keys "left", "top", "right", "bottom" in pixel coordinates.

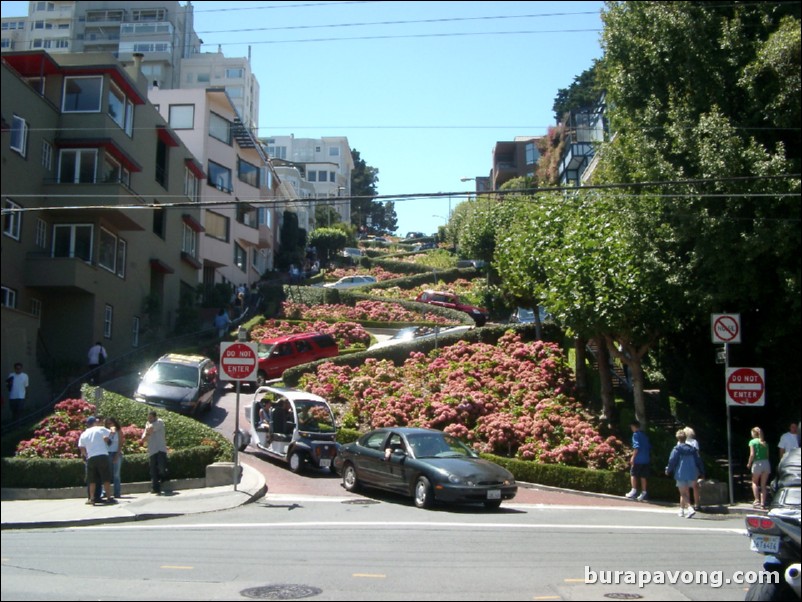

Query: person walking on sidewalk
[
  {"left": 106, "top": 417, "right": 125, "bottom": 498},
  {"left": 625, "top": 420, "right": 651, "bottom": 502},
  {"left": 666, "top": 429, "right": 705, "bottom": 518},
  {"left": 747, "top": 426, "right": 771, "bottom": 508},
  {"left": 684, "top": 426, "right": 702, "bottom": 509},
  {"left": 141, "top": 411, "right": 168, "bottom": 494}
]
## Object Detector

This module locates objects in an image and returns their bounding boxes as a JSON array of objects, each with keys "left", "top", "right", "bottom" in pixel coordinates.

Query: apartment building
[
  {"left": 1, "top": 50, "right": 205, "bottom": 413},
  {"left": 150, "top": 86, "right": 277, "bottom": 293},
  {"left": 490, "top": 136, "right": 542, "bottom": 190}
]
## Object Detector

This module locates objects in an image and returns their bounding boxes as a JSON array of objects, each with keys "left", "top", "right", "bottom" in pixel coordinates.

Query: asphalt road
[{"left": 0, "top": 502, "right": 758, "bottom": 601}]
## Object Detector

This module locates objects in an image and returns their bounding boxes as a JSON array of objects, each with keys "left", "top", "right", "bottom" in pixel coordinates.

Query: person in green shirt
[{"left": 747, "top": 426, "right": 770, "bottom": 508}]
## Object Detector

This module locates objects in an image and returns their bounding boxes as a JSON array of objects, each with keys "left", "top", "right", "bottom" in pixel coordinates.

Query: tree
[
  {"left": 381, "top": 200, "right": 398, "bottom": 234},
  {"left": 350, "top": 148, "right": 379, "bottom": 231},
  {"left": 275, "top": 211, "right": 307, "bottom": 271},
  {"left": 308, "top": 228, "right": 348, "bottom": 264},
  {"left": 552, "top": 62, "right": 602, "bottom": 123},
  {"left": 315, "top": 204, "right": 341, "bottom": 228}
]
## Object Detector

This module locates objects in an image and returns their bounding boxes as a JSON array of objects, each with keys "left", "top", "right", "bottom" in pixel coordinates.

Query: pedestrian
[
  {"left": 214, "top": 307, "right": 231, "bottom": 339},
  {"left": 666, "top": 429, "right": 705, "bottom": 518},
  {"left": 6, "top": 362, "right": 29, "bottom": 423},
  {"left": 87, "top": 341, "right": 107, "bottom": 383},
  {"left": 625, "top": 420, "right": 651, "bottom": 502},
  {"left": 747, "top": 426, "right": 771, "bottom": 509},
  {"left": 78, "top": 416, "right": 114, "bottom": 505},
  {"left": 684, "top": 426, "right": 701, "bottom": 509},
  {"left": 778, "top": 422, "right": 800, "bottom": 460},
  {"left": 106, "top": 417, "right": 124, "bottom": 498},
  {"left": 141, "top": 410, "right": 168, "bottom": 494}
]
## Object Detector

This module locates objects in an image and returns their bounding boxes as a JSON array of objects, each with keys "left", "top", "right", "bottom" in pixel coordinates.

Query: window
[
  {"left": 234, "top": 243, "right": 247, "bottom": 272},
  {"left": 55, "top": 39, "right": 69, "bottom": 49},
  {"left": 182, "top": 222, "right": 198, "bottom": 257},
  {"left": 155, "top": 138, "right": 168, "bottom": 187},
  {"left": 329, "top": 147, "right": 340, "bottom": 157},
  {"left": 3, "top": 199, "right": 22, "bottom": 240},
  {"left": 237, "top": 158, "right": 259, "bottom": 188},
  {"left": 104, "top": 304, "right": 113, "bottom": 339},
  {"left": 41, "top": 140, "right": 52, "bottom": 170},
  {"left": 30, "top": 298, "right": 42, "bottom": 318},
  {"left": 258, "top": 207, "right": 272, "bottom": 228},
  {"left": 525, "top": 142, "right": 538, "bottom": 166},
  {"left": 208, "top": 160, "right": 232, "bottom": 193},
  {"left": 267, "top": 145, "right": 287, "bottom": 160},
  {"left": 226, "top": 68, "right": 244, "bottom": 79},
  {"left": 52, "top": 224, "right": 93, "bottom": 261},
  {"left": 330, "top": 172, "right": 336, "bottom": 183},
  {"left": 318, "top": 170, "right": 328, "bottom": 182},
  {"left": 116, "top": 238, "right": 126, "bottom": 277},
  {"left": 102, "top": 155, "right": 129, "bottom": 186},
  {"left": 107, "top": 83, "right": 133, "bottom": 134},
  {"left": 98, "top": 227, "right": 117, "bottom": 273},
  {"left": 152, "top": 204, "right": 165, "bottom": 239},
  {"left": 209, "top": 112, "right": 231, "bottom": 145},
  {"left": 132, "top": 316, "right": 140, "bottom": 347},
  {"left": 205, "top": 211, "right": 229, "bottom": 242},
  {"left": 34, "top": 219, "right": 47, "bottom": 248},
  {"left": 10, "top": 115, "right": 28, "bottom": 157},
  {"left": 169, "top": 104, "right": 194, "bottom": 129},
  {"left": 184, "top": 168, "right": 200, "bottom": 202},
  {"left": 63, "top": 76, "right": 103, "bottom": 112},
  {"left": 58, "top": 149, "right": 97, "bottom": 183},
  {"left": 308, "top": 171, "right": 317, "bottom": 182},
  {"left": 1, "top": 286, "right": 17, "bottom": 308}
]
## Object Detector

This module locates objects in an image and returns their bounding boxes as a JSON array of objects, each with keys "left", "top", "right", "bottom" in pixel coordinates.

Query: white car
[
  {"left": 369, "top": 325, "right": 472, "bottom": 350},
  {"left": 323, "top": 275, "right": 377, "bottom": 289}
]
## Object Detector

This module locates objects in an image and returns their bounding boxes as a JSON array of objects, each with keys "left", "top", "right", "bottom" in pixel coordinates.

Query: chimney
[
  {"left": 132, "top": 52, "right": 144, "bottom": 73},
  {"left": 125, "top": 52, "right": 148, "bottom": 95}
]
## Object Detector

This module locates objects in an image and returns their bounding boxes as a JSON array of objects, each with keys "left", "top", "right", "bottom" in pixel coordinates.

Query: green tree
[
  {"left": 315, "top": 204, "right": 341, "bottom": 228},
  {"left": 308, "top": 227, "right": 348, "bottom": 264},
  {"left": 552, "top": 62, "right": 602, "bottom": 123},
  {"left": 275, "top": 211, "right": 307, "bottom": 271},
  {"left": 350, "top": 148, "right": 379, "bottom": 231}
]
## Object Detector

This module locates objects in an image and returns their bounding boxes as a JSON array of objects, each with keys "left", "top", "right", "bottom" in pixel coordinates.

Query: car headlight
[{"left": 448, "top": 474, "right": 464, "bottom": 485}]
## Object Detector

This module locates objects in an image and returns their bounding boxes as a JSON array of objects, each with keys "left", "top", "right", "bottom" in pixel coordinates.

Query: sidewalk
[{"left": 0, "top": 463, "right": 266, "bottom": 530}]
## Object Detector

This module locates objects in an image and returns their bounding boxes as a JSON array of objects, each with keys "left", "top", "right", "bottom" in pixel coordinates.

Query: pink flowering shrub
[
  {"left": 281, "top": 300, "right": 459, "bottom": 326},
  {"left": 15, "top": 398, "right": 147, "bottom": 459},
  {"left": 299, "top": 332, "right": 626, "bottom": 469},
  {"left": 250, "top": 319, "right": 371, "bottom": 349},
  {"left": 369, "top": 279, "right": 485, "bottom": 303}
]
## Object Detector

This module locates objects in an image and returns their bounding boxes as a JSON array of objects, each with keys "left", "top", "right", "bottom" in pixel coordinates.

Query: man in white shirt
[
  {"left": 78, "top": 416, "right": 114, "bottom": 505},
  {"left": 6, "top": 362, "right": 29, "bottom": 422},
  {"left": 779, "top": 422, "right": 800, "bottom": 460},
  {"left": 142, "top": 411, "right": 168, "bottom": 494}
]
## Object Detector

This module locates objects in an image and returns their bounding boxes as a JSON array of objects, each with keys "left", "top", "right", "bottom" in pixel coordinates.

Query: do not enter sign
[
  {"left": 219, "top": 342, "right": 258, "bottom": 381},
  {"left": 726, "top": 367, "right": 765, "bottom": 407}
]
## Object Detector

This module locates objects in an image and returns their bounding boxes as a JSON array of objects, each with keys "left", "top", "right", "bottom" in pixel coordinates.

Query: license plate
[
  {"left": 750, "top": 535, "right": 780, "bottom": 554},
  {"left": 487, "top": 490, "right": 501, "bottom": 500},
  {"left": 319, "top": 459, "right": 332, "bottom": 468}
]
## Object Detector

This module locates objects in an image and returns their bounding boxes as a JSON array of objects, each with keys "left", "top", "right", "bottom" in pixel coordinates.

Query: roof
[
  {"left": 252, "top": 385, "right": 327, "bottom": 404},
  {"left": 158, "top": 353, "right": 211, "bottom": 366},
  {"left": 257, "top": 332, "right": 329, "bottom": 344}
]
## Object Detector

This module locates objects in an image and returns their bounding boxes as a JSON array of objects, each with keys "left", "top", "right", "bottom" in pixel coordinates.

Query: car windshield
[
  {"left": 257, "top": 343, "right": 275, "bottom": 359},
  {"left": 407, "top": 433, "right": 477, "bottom": 459},
  {"left": 295, "top": 400, "right": 335, "bottom": 433},
  {"left": 144, "top": 363, "right": 199, "bottom": 387}
]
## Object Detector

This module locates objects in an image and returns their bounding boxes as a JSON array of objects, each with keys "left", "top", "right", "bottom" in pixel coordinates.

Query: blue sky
[{"left": 0, "top": 0, "right": 605, "bottom": 236}]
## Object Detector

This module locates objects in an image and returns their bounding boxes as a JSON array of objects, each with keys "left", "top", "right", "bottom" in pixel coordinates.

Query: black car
[
  {"left": 336, "top": 427, "right": 517, "bottom": 509},
  {"left": 134, "top": 353, "right": 218, "bottom": 416}
]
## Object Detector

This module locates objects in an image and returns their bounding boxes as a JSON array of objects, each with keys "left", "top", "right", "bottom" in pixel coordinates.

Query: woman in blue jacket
[{"left": 666, "top": 429, "right": 705, "bottom": 518}]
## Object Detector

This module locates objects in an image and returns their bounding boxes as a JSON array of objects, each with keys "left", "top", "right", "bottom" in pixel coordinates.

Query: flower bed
[
  {"left": 369, "top": 278, "right": 484, "bottom": 303},
  {"left": 281, "top": 300, "right": 460, "bottom": 326},
  {"left": 324, "top": 266, "right": 404, "bottom": 282},
  {"left": 298, "top": 331, "right": 626, "bottom": 470},
  {"left": 249, "top": 319, "right": 371, "bottom": 349}
]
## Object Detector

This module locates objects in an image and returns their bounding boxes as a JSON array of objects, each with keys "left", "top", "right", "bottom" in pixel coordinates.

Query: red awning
[
  {"left": 156, "top": 125, "right": 180, "bottom": 147},
  {"left": 182, "top": 214, "right": 204, "bottom": 233},
  {"left": 149, "top": 258, "right": 174, "bottom": 274},
  {"left": 184, "top": 157, "right": 205, "bottom": 179}
]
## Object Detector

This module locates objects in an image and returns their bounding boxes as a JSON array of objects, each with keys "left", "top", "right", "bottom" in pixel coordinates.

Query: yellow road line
[
  {"left": 564, "top": 578, "right": 585, "bottom": 583},
  {"left": 160, "top": 565, "right": 194, "bottom": 570},
  {"left": 352, "top": 573, "right": 386, "bottom": 579}
]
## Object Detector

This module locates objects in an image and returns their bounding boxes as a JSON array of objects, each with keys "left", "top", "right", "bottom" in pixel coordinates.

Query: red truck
[{"left": 415, "top": 290, "right": 488, "bottom": 326}]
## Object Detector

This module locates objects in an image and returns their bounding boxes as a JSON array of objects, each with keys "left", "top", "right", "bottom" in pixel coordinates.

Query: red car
[
  {"left": 415, "top": 290, "right": 488, "bottom": 326},
  {"left": 256, "top": 333, "right": 339, "bottom": 385}
]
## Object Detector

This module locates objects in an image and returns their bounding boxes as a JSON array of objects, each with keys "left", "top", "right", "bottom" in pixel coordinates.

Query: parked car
[
  {"left": 323, "top": 275, "right": 377, "bottom": 289},
  {"left": 456, "top": 259, "right": 487, "bottom": 269},
  {"left": 415, "top": 290, "right": 488, "bottom": 326},
  {"left": 509, "top": 306, "right": 551, "bottom": 324},
  {"left": 238, "top": 385, "right": 339, "bottom": 473},
  {"left": 256, "top": 332, "right": 338, "bottom": 386},
  {"left": 369, "top": 325, "right": 472, "bottom": 350},
  {"left": 341, "top": 247, "right": 364, "bottom": 263},
  {"left": 336, "top": 427, "right": 517, "bottom": 509},
  {"left": 133, "top": 354, "right": 218, "bottom": 415}
]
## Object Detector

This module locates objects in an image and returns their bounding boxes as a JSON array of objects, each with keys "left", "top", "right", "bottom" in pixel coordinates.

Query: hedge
[{"left": 0, "top": 445, "right": 219, "bottom": 489}]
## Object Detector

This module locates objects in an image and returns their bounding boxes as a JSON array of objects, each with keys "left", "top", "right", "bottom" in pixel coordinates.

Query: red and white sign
[
  {"left": 726, "top": 367, "right": 765, "bottom": 407},
  {"left": 219, "top": 342, "right": 258, "bottom": 382},
  {"left": 712, "top": 314, "right": 741, "bottom": 344}
]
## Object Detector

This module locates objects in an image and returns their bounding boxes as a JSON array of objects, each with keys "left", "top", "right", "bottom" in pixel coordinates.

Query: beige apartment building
[{"left": 1, "top": 50, "right": 205, "bottom": 416}]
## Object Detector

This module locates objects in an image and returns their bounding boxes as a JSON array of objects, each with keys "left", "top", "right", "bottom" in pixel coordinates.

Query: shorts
[
  {"left": 631, "top": 463, "right": 650, "bottom": 479},
  {"left": 751, "top": 459, "right": 770, "bottom": 475},
  {"left": 676, "top": 479, "right": 696, "bottom": 489},
  {"left": 87, "top": 454, "right": 112, "bottom": 484}
]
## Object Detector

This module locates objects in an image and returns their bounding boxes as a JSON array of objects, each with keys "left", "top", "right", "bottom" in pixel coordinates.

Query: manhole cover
[
  {"left": 342, "top": 499, "right": 379, "bottom": 505},
  {"left": 604, "top": 594, "right": 644, "bottom": 600},
  {"left": 241, "top": 584, "right": 322, "bottom": 600}
]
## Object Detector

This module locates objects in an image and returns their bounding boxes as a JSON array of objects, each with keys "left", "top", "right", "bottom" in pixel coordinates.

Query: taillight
[{"left": 746, "top": 516, "right": 776, "bottom": 530}]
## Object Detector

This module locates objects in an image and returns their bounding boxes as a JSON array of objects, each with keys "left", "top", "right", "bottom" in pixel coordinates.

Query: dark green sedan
[{"left": 336, "top": 427, "right": 517, "bottom": 510}]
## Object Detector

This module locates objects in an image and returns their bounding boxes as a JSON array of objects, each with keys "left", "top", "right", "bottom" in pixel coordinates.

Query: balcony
[{"left": 24, "top": 255, "right": 100, "bottom": 293}]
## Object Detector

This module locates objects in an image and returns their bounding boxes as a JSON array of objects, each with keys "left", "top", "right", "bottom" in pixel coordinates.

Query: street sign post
[
  {"left": 712, "top": 314, "right": 741, "bottom": 344},
  {"left": 726, "top": 367, "right": 766, "bottom": 407},
  {"left": 220, "top": 341, "right": 257, "bottom": 491}
]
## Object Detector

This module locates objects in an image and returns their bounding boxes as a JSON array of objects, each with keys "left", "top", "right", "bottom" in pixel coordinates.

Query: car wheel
[
  {"left": 234, "top": 429, "right": 249, "bottom": 452},
  {"left": 288, "top": 450, "right": 304, "bottom": 474},
  {"left": 342, "top": 463, "right": 360, "bottom": 492},
  {"left": 484, "top": 499, "right": 502, "bottom": 510},
  {"left": 414, "top": 475, "right": 433, "bottom": 509}
]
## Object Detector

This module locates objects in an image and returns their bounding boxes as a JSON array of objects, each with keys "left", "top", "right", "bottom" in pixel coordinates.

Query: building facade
[
  {"left": 490, "top": 136, "right": 542, "bottom": 190},
  {"left": 1, "top": 50, "right": 205, "bottom": 415}
]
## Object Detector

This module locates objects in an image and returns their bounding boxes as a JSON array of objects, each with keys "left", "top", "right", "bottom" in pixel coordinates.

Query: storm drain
[
  {"left": 342, "top": 498, "right": 380, "bottom": 505},
  {"left": 604, "top": 594, "right": 644, "bottom": 600},
  {"left": 241, "top": 584, "right": 322, "bottom": 600}
]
